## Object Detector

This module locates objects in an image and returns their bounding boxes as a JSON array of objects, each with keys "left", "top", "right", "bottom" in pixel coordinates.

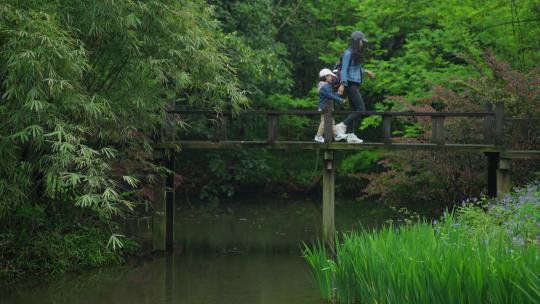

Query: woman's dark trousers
[{"left": 343, "top": 82, "right": 365, "bottom": 134}]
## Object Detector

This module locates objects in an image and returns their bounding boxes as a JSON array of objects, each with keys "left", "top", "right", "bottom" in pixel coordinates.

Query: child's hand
[{"left": 366, "top": 70, "right": 376, "bottom": 79}]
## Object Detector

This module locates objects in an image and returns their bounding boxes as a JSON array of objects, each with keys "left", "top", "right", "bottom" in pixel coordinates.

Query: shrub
[{"left": 0, "top": 204, "right": 139, "bottom": 279}]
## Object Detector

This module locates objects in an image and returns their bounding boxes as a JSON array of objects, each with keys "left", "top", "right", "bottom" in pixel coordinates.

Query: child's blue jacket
[{"left": 318, "top": 82, "right": 344, "bottom": 110}]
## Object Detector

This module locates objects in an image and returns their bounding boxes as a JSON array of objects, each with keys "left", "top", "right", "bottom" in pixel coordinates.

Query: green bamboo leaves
[
  {"left": 0, "top": 0, "right": 248, "bottom": 220},
  {"left": 1, "top": 0, "right": 249, "bottom": 276}
]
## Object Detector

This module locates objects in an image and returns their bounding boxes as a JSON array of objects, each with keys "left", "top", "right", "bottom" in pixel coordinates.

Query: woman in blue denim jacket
[{"left": 334, "top": 31, "right": 375, "bottom": 144}]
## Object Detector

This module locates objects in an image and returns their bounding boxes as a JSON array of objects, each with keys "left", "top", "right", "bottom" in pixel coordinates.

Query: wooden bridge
[{"left": 151, "top": 102, "right": 540, "bottom": 251}]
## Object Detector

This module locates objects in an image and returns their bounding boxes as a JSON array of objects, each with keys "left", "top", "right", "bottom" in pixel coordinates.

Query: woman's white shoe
[
  {"left": 346, "top": 133, "right": 363, "bottom": 143},
  {"left": 334, "top": 123, "right": 348, "bottom": 141},
  {"left": 334, "top": 133, "right": 348, "bottom": 141}
]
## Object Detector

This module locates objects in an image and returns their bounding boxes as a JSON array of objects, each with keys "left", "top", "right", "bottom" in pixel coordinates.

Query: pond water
[{"left": 3, "top": 198, "right": 438, "bottom": 304}]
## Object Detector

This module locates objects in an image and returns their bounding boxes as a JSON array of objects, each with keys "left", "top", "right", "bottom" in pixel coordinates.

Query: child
[{"left": 315, "top": 68, "right": 348, "bottom": 143}]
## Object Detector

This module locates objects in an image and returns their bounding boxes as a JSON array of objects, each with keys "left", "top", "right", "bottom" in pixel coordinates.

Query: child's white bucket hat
[{"left": 319, "top": 68, "right": 336, "bottom": 78}]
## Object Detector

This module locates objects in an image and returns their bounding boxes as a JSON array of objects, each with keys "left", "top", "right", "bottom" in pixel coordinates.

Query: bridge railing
[
  {"left": 504, "top": 117, "right": 540, "bottom": 150},
  {"left": 164, "top": 102, "right": 511, "bottom": 146}
]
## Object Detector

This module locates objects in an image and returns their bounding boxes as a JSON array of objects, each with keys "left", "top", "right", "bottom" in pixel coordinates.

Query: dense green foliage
[
  {"left": 2, "top": 0, "right": 540, "bottom": 278},
  {"left": 304, "top": 184, "right": 540, "bottom": 303},
  {"left": 178, "top": 0, "right": 540, "bottom": 202},
  {"left": 0, "top": 0, "right": 247, "bottom": 278},
  {"left": 2, "top": 205, "right": 139, "bottom": 276}
]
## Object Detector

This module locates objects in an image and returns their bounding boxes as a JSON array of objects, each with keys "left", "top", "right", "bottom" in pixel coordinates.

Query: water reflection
[
  {"left": 3, "top": 198, "right": 436, "bottom": 304},
  {"left": 174, "top": 198, "right": 405, "bottom": 254},
  {"left": 4, "top": 254, "right": 323, "bottom": 304}
]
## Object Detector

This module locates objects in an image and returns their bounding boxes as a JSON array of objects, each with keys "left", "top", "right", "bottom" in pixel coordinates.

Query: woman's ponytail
[{"left": 349, "top": 39, "right": 364, "bottom": 65}]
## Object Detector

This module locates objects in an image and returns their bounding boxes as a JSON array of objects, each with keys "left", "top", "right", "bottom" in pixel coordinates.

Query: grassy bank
[{"left": 304, "top": 184, "right": 540, "bottom": 303}]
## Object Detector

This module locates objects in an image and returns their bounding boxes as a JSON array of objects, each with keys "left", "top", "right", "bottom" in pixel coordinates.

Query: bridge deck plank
[{"left": 153, "top": 140, "right": 540, "bottom": 154}]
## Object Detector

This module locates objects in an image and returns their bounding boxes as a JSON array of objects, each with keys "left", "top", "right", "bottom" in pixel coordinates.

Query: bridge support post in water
[
  {"left": 322, "top": 100, "right": 335, "bottom": 246},
  {"left": 322, "top": 150, "right": 335, "bottom": 247},
  {"left": 485, "top": 102, "right": 513, "bottom": 197},
  {"left": 486, "top": 152, "right": 499, "bottom": 197},
  {"left": 486, "top": 152, "right": 512, "bottom": 198},
  {"left": 153, "top": 149, "right": 176, "bottom": 252},
  {"left": 497, "top": 158, "right": 511, "bottom": 197}
]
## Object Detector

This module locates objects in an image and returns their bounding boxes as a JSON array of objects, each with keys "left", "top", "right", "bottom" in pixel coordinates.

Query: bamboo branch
[
  {"left": 276, "top": 0, "right": 304, "bottom": 34},
  {"left": 473, "top": 18, "right": 540, "bottom": 37},
  {"left": 103, "top": 57, "right": 131, "bottom": 93}
]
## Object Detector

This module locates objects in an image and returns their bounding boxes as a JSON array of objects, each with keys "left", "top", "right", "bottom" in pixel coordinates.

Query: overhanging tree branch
[
  {"left": 473, "top": 18, "right": 540, "bottom": 37},
  {"left": 276, "top": 0, "right": 304, "bottom": 34}
]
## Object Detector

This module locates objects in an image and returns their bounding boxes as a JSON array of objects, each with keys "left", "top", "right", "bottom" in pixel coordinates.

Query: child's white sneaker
[
  {"left": 314, "top": 135, "right": 325, "bottom": 143},
  {"left": 346, "top": 133, "right": 363, "bottom": 143},
  {"left": 334, "top": 133, "right": 348, "bottom": 141},
  {"left": 335, "top": 123, "right": 347, "bottom": 135}
]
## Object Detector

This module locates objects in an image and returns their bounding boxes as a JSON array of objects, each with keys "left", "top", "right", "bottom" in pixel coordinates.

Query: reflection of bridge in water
[{"left": 151, "top": 102, "right": 540, "bottom": 251}]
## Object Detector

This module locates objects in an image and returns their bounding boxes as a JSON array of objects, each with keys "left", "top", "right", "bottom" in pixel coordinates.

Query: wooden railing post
[
  {"left": 152, "top": 149, "right": 176, "bottom": 252},
  {"left": 267, "top": 114, "right": 278, "bottom": 143},
  {"left": 382, "top": 115, "right": 392, "bottom": 144},
  {"left": 219, "top": 115, "right": 228, "bottom": 141},
  {"left": 213, "top": 114, "right": 228, "bottom": 142},
  {"left": 483, "top": 103, "right": 494, "bottom": 144},
  {"left": 159, "top": 114, "right": 165, "bottom": 144},
  {"left": 495, "top": 102, "right": 504, "bottom": 146},
  {"left": 152, "top": 149, "right": 166, "bottom": 252},
  {"left": 162, "top": 101, "right": 179, "bottom": 143},
  {"left": 164, "top": 150, "right": 175, "bottom": 250},
  {"left": 322, "top": 150, "right": 335, "bottom": 247},
  {"left": 431, "top": 116, "right": 445, "bottom": 145},
  {"left": 323, "top": 101, "right": 334, "bottom": 143},
  {"left": 152, "top": 147, "right": 176, "bottom": 252}
]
